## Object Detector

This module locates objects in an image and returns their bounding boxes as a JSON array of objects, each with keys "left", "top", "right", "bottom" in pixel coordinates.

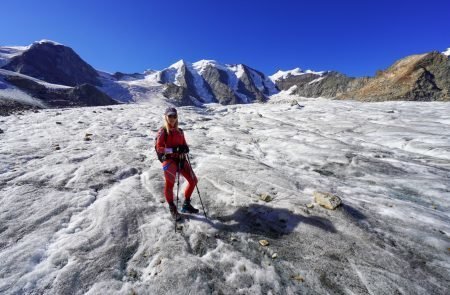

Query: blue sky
[{"left": 1, "top": 0, "right": 449, "bottom": 77}]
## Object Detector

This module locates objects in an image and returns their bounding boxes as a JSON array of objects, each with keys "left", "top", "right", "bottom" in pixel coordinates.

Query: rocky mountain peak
[
  {"left": 156, "top": 59, "right": 277, "bottom": 105},
  {"left": 169, "top": 59, "right": 188, "bottom": 69},
  {"left": 273, "top": 50, "right": 450, "bottom": 102},
  {"left": 339, "top": 51, "right": 450, "bottom": 101},
  {"left": 193, "top": 59, "right": 220, "bottom": 69},
  {"left": 2, "top": 41, "right": 100, "bottom": 87}
]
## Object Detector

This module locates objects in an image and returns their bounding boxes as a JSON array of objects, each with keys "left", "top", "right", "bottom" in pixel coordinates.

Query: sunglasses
[{"left": 167, "top": 115, "right": 177, "bottom": 119}]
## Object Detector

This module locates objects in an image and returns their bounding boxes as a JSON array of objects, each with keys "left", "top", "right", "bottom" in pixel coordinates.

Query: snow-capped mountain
[
  {"left": 148, "top": 59, "right": 278, "bottom": 105},
  {"left": 2, "top": 40, "right": 100, "bottom": 87},
  {"left": 269, "top": 68, "right": 326, "bottom": 83},
  {"left": 273, "top": 51, "right": 450, "bottom": 101},
  {"left": 98, "top": 59, "right": 279, "bottom": 106},
  {"left": 272, "top": 70, "right": 370, "bottom": 99},
  {"left": 0, "top": 40, "right": 117, "bottom": 114},
  {"left": 0, "top": 40, "right": 280, "bottom": 111},
  {"left": 2, "top": 40, "right": 450, "bottom": 116}
]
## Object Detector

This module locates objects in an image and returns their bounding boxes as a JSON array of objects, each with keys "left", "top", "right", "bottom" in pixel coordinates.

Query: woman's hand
[{"left": 173, "top": 145, "right": 189, "bottom": 153}]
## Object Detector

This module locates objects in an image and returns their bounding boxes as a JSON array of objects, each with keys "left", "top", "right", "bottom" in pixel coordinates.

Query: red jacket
[{"left": 156, "top": 128, "right": 188, "bottom": 157}]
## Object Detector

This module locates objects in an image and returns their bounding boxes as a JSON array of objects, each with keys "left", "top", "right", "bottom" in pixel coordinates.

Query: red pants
[{"left": 162, "top": 159, "right": 198, "bottom": 204}]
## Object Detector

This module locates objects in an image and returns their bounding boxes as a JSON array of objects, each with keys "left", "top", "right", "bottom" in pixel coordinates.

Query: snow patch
[
  {"left": 0, "top": 69, "right": 72, "bottom": 90},
  {"left": 227, "top": 64, "right": 245, "bottom": 80},
  {"left": 192, "top": 60, "right": 221, "bottom": 74},
  {"left": 442, "top": 48, "right": 450, "bottom": 56},
  {"left": 33, "top": 39, "right": 63, "bottom": 46},
  {"left": 269, "top": 68, "right": 303, "bottom": 82},
  {"left": 0, "top": 88, "right": 46, "bottom": 107},
  {"left": 308, "top": 76, "right": 325, "bottom": 84},
  {"left": 0, "top": 46, "right": 29, "bottom": 67},
  {"left": 269, "top": 68, "right": 326, "bottom": 82}
]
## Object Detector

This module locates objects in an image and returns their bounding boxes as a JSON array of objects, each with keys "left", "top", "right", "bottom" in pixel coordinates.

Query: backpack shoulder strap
[
  {"left": 155, "top": 127, "right": 167, "bottom": 144},
  {"left": 163, "top": 127, "right": 168, "bottom": 139},
  {"left": 155, "top": 127, "right": 168, "bottom": 162}
]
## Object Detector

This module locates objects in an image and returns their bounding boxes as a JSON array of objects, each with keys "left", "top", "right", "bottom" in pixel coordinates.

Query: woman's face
[{"left": 166, "top": 114, "right": 177, "bottom": 126}]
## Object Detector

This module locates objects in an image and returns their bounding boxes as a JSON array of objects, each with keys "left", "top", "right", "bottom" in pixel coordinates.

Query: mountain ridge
[{"left": 1, "top": 40, "right": 450, "bottom": 115}]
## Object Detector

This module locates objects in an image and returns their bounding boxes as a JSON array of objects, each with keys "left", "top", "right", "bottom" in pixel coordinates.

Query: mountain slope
[
  {"left": 273, "top": 50, "right": 450, "bottom": 101},
  {"left": 2, "top": 40, "right": 450, "bottom": 108},
  {"left": 0, "top": 69, "right": 117, "bottom": 110},
  {"left": 2, "top": 40, "right": 101, "bottom": 87},
  {"left": 0, "top": 45, "right": 29, "bottom": 68},
  {"left": 153, "top": 59, "right": 278, "bottom": 105},
  {"left": 271, "top": 69, "right": 369, "bottom": 98},
  {"left": 339, "top": 51, "right": 450, "bottom": 101},
  {"left": 0, "top": 41, "right": 119, "bottom": 113}
]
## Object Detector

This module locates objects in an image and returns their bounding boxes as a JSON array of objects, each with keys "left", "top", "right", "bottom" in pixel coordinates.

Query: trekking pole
[
  {"left": 186, "top": 154, "right": 208, "bottom": 219},
  {"left": 175, "top": 159, "right": 181, "bottom": 232}
]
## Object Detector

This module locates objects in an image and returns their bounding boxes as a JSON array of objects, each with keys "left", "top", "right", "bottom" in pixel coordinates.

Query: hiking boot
[
  {"left": 181, "top": 199, "right": 199, "bottom": 214},
  {"left": 169, "top": 204, "right": 181, "bottom": 221}
]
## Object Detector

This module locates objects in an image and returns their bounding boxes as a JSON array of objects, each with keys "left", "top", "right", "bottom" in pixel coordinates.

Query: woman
[{"left": 156, "top": 107, "right": 199, "bottom": 220}]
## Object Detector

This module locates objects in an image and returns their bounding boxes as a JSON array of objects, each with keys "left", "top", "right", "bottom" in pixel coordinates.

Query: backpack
[{"left": 154, "top": 127, "right": 167, "bottom": 163}]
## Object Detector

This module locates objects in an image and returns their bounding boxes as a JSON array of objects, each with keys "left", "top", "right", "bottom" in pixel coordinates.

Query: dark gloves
[
  {"left": 180, "top": 145, "right": 190, "bottom": 153},
  {"left": 173, "top": 145, "right": 189, "bottom": 154}
]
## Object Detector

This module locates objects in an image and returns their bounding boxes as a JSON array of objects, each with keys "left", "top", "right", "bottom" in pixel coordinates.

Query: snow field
[{"left": 1, "top": 96, "right": 449, "bottom": 294}]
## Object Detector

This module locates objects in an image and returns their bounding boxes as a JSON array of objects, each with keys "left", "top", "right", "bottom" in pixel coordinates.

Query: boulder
[
  {"left": 291, "top": 275, "right": 304, "bottom": 282},
  {"left": 313, "top": 191, "right": 342, "bottom": 210},
  {"left": 259, "top": 193, "right": 272, "bottom": 202},
  {"left": 259, "top": 240, "right": 269, "bottom": 246}
]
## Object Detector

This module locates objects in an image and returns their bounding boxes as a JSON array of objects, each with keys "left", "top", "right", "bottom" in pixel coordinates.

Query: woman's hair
[{"left": 163, "top": 115, "right": 179, "bottom": 134}]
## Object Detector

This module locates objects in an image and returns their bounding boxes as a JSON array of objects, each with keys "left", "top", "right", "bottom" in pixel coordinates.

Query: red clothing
[
  {"left": 156, "top": 127, "right": 197, "bottom": 204},
  {"left": 162, "top": 159, "right": 197, "bottom": 204},
  {"left": 156, "top": 128, "right": 187, "bottom": 157}
]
